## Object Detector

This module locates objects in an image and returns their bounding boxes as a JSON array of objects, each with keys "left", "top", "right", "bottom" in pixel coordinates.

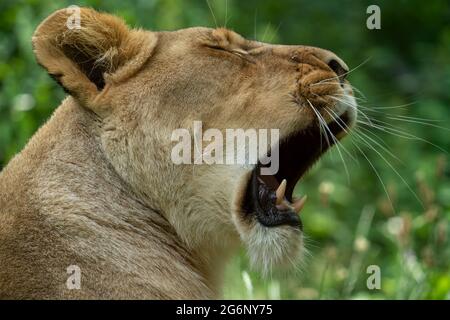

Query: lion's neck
[{"left": 7, "top": 99, "right": 219, "bottom": 298}]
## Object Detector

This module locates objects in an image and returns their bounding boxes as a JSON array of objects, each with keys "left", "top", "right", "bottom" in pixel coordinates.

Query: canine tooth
[
  {"left": 293, "top": 195, "right": 308, "bottom": 213},
  {"left": 276, "top": 179, "right": 287, "bottom": 205}
]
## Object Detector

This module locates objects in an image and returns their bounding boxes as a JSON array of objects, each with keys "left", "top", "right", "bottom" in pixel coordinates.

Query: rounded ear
[{"left": 32, "top": 7, "right": 157, "bottom": 109}]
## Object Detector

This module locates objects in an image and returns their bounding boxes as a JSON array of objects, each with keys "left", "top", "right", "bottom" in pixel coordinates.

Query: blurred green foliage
[{"left": 0, "top": 0, "right": 449, "bottom": 299}]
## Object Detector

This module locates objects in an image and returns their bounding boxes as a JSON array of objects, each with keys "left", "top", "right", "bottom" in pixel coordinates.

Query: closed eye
[
  {"left": 230, "top": 48, "right": 250, "bottom": 57},
  {"left": 206, "top": 45, "right": 255, "bottom": 63}
]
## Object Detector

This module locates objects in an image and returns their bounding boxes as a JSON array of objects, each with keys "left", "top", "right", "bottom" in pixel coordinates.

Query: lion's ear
[{"left": 32, "top": 7, "right": 157, "bottom": 107}]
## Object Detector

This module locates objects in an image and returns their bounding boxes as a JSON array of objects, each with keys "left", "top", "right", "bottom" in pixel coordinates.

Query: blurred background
[{"left": 0, "top": 0, "right": 449, "bottom": 299}]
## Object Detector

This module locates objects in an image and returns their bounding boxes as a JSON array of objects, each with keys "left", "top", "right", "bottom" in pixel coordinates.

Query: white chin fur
[{"left": 241, "top": 221, "right": 304, "bottom": 276}]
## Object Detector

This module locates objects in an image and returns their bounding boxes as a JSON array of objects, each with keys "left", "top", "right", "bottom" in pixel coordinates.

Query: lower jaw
[{"left": 243, "top": 167, "right": 303, "bottom": 230}]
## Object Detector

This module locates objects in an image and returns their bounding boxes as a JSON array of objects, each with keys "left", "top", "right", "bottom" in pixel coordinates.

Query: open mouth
[{"left": 242, "top": 112, "right": 352, "bottom": 230}]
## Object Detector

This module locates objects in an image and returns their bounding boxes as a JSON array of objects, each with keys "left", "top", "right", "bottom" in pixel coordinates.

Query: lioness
[{"left": 0, "top": 8, "right": 356, "bottom": 299}]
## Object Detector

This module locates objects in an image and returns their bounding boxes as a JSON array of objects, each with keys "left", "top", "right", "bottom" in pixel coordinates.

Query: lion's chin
[{"left": 242, "top": 219, "right": 305, "bottom": 275}]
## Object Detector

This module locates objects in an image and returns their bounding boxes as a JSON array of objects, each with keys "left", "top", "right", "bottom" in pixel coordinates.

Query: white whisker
[
  {"left": 352, "top": 131, "right": 424, "bottom": 208},
  {"left": 307, "top": 99, "right": 329, "bottom": 149},
  {"left": 357, "top": 126, "right": 403, "bottom": 164},
  {"left": 385, "top": 117, "right": 450, "bottom": 130},
  {"left": 357, "top": 119, "right": 448, "bottom": 153},
  {"left": 307, "top": 100, "right": 350, "bottom": 182},
  {"left": 328, "top": 115, "right": 397, "bottom": 213}
]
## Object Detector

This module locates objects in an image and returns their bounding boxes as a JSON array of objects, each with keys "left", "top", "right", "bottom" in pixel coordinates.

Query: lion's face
[{"left": 33, "top": 9, "right": 356, "bottom": 274}]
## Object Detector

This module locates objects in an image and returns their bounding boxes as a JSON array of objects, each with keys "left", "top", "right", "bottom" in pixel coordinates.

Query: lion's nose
[
  {"left": 290, "top": 46, "right": 350, "bottom": 86},
  {"left": 328, "top": 58, "right": 348, "bottom": 80},
  {"left": 291, "top": 46, "right": 349, "bottom": 84},
  {"left": 292, "top": 47, "right": 349, "bottom": 86},
  {"left": 318, "top": 50, "right": 349, "bottom": 85}
]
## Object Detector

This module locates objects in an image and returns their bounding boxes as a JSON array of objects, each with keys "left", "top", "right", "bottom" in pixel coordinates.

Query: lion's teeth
[
  {"left": 292, "top": 195, "right": 308, "bottom": 213},
  {"left": 276, "top": 179, "right": 287, "bottom": 205}
]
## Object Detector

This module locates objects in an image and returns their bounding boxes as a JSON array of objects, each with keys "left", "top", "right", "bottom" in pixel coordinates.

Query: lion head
[{"left": 33, "top": 8, "right": 356, "bottom": 279}]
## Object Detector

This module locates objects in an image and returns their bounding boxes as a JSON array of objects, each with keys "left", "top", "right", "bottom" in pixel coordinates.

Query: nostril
[{"left": 328, "top": 59, "right": 348, "bottom": 84}]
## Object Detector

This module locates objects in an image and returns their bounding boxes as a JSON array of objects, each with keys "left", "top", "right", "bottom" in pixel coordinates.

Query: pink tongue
[{"left": 258, "top": 174, "right": 279, "bottom": 190}]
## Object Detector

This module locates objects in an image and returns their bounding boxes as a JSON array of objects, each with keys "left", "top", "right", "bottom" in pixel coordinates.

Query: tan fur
[{"left": 0, "top": 8, "right": 356, "bottom": 299}]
